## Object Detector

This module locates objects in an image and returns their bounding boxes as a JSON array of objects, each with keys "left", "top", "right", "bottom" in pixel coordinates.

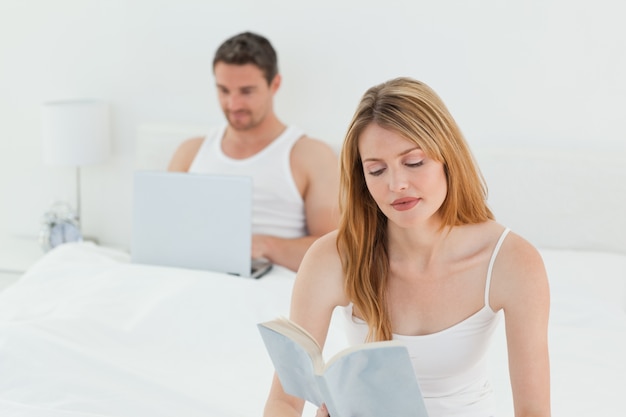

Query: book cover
[{"left": 258, "top": 317, "right": 429, "bottom": 417}]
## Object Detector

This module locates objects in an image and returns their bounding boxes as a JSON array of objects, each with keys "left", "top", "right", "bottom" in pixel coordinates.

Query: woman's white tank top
[{"left": 341, "top": 228, "right": 511, "bottom": 417}]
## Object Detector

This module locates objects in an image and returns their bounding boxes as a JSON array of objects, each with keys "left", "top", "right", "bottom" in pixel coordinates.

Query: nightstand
[{"left": 0, "top": 235, "right": 44, "bottom": 291}]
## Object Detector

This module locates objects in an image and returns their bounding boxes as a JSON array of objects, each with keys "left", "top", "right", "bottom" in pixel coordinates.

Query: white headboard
[
  {"left": 474, "top": 147, "right": 626, "bottom": 254},
  {"left": 135, "top": 124, "right": 626, "bottom": 254},
  {"left": 135, "top": 124, "right": 210, "bottom": 171}
]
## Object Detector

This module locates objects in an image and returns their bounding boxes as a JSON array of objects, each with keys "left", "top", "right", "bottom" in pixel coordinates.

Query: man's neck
[{"left": 222, "top": 115, "right": 286, "bottom": 159}]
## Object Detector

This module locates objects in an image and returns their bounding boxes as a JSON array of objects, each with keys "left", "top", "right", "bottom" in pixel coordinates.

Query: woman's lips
[{"left": 391, "top": 197, "right": 420, "bottom": 211}]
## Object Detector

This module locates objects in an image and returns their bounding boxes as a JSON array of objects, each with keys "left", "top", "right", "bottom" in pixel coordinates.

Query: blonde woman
[{"left": 263, "top": 77, "right": 550, "bottom": 417}]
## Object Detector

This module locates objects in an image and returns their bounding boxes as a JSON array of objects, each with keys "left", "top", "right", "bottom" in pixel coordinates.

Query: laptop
[{"left": 131, "top": 171, "right": 272, "bottom": 278}]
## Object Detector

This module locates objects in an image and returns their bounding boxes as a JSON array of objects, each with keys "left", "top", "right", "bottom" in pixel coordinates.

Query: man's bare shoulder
[
  {"left": 177, "top": 136, "right": 205, "bottom": 154},
  {"left": 292, "top": 135, "right": 338, "bottom": 158},
  {"left": 168, "top": 136, "right": 205, "bottom": 172},
  {"left": 290, "top": 135, "right": 338, "bottom": 173}
]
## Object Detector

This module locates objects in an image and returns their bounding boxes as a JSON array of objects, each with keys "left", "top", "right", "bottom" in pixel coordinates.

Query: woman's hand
[{"left": 315, "top": 403, "right": 330, "bottom": 417}]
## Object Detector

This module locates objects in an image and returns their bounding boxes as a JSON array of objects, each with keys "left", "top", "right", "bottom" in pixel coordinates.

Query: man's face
[{"left": 214, "top": 62, "right": 279, "bottom": 131}]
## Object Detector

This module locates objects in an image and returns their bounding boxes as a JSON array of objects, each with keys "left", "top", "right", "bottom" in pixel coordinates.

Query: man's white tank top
[
  {"left": 341, "top": 228, "right": 511, "bottom": 417},
  {"left": 188, "top": 125, "right": 307, "bottom": 239}
]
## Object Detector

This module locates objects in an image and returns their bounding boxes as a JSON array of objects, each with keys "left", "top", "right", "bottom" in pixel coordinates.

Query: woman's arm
[
  {"left": 492, "top": 232, "right": 551, "bottom": 417},
  {"left": 263, "top": 231, "right": 347, "bottom": 417}
]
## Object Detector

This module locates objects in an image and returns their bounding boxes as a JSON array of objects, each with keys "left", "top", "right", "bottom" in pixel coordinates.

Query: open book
[{"left": 258, "top": 317, "right": 429, "bottom": 417}]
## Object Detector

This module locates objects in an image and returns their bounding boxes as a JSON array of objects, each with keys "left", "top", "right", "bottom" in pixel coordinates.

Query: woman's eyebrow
[{"left": 361, "top": 146, "right": 421, "bottom": 162}]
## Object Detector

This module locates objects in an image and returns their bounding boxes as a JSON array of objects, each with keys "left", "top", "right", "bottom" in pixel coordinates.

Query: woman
[{"left": 263, "top": 77, "right": 551, "bottom": 417}]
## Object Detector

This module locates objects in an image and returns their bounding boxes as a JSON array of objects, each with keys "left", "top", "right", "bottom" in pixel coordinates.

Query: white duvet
[{"left": 0, "top": 243, "right": 624, "bottom": 416}]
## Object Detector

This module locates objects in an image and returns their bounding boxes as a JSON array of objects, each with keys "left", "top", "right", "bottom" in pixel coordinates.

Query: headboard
[
  {"left": 473, "top": 147, "right": 626, "bottom": 254},
  {"left": 135, "top": 124, "right": 210, "bottom": 171},
  {"left": 135, "top": 123, "right": 626, "bottom": 254}
]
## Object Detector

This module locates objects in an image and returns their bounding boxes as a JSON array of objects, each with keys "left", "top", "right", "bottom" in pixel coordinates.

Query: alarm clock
[{"left": 39, "top": 201, "right": 83, "bottom": 252}]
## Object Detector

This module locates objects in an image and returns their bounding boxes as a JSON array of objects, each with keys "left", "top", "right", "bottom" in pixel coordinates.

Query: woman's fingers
[{"left": 315, "top": 403, "right": 330, "bottom": 417}]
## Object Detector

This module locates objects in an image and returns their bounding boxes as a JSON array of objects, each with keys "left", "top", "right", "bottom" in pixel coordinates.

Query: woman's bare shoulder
[
  {"left": 293, "top": 230, "right": 347, "bottom": 304},
  {"left": 300, "top": 230, "right": 343, "bottom": 277},
  {"left": 499, "top": 229, "right": 545, "bottom": 271},
  {"left": 490, "top": 228, "right": 548, "bottom": 310}
]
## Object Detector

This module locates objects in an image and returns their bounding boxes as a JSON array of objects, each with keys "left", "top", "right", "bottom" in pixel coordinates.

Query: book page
[
  {"left": 258, "top": 324, "right": 324, "bottom": 406},
  {"left": 323, "top": 339, "right": 403, "bottom": 371},
  {"left": 322, "top": 345, "right": 429, "bottom": 417},
  {"left": 259, "top": 317, "right": 325, "bottom": 371}
]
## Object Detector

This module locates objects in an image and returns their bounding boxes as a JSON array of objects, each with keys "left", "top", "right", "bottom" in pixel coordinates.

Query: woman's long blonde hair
[{"left": 337, "top": 77, "right": 494, "bottom": 341}]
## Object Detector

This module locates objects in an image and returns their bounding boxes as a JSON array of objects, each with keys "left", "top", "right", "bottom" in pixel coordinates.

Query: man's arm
[
  {"left": 167, "top": 137, "right": 205, "bottom": 172},
  {"left": 252, "top": 137, "right": 340, "bottom": 271},
  {"left": 252, "top": 235, "right": 320, "bottom": 272}
]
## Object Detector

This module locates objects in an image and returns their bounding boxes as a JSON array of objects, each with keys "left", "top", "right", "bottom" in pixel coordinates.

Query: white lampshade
[{"left": 42, "top": 99, "right": 111, "bottom": 166}]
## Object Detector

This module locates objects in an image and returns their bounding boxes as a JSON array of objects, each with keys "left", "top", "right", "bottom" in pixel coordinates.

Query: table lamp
[{"left": 41, "top": 99, "right": 111, "bottom": 238}]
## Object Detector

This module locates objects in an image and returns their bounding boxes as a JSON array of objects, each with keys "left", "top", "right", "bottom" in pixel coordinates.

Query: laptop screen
[{"left": 131, "top": 171, "right": 260, "bottom": 277}]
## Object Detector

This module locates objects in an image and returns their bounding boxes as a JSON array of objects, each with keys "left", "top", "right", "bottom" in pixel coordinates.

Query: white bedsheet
[{"left": 0, "top": 242, "right": 624, "bottom": 416}]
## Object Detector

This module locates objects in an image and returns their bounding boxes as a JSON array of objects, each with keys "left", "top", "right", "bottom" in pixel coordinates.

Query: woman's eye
[
  {"left": 406, "top": 160, "right": 424, "bottom": 168},
  {"left": 369, "top": 168, "right": 385, "bottom": 176}
]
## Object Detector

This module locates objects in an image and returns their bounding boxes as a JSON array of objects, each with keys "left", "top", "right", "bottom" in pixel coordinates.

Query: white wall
[{"left": 1, "top": 0, "right": 625, "bottom": 251}]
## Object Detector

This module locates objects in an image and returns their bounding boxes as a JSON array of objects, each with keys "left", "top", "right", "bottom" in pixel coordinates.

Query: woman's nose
[{"left": 389, "top": 169, "right": 409, "bottom": 192}]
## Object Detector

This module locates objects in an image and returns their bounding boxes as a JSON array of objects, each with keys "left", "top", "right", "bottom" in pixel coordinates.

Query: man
[{"left": 168, "top": 31, "right": 339, "bottom": 272}]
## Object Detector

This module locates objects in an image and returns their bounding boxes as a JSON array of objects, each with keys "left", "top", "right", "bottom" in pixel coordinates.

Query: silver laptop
[{"left": 131, "top": 171, "right": 272, "bottom": 278}]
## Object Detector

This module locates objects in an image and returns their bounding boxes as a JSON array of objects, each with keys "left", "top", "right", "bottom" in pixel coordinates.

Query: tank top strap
[
  {"left": 211, "top": 125, "right": 228, "bottom": 156},
  {"left": 270, "top": 125, "right": 305, "bottom": 153},
  {"left": 484, "top": 227, "right": 511, "bottom": 308}
]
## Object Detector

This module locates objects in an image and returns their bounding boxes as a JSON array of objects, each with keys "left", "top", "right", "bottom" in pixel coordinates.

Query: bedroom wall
[{"left": 1, "top": 0, "right": 625, "bottom": 252}]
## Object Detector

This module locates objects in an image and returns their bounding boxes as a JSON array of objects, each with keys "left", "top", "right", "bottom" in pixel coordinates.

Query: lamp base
[{"left": 81, "top": 235, "right": 99, "bottom": 245}]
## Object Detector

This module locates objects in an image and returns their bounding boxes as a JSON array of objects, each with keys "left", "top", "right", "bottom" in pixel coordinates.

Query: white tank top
[
  {"left": 341, "top": 228, "right": 511, "bottom": 417},
  {"left": 188, "top": 125, "right": 307, "bottom": 239}
]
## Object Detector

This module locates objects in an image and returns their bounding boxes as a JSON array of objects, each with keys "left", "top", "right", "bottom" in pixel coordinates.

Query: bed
[{"left": 0, "top": 125, "right": 624, "bottom": 416}]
